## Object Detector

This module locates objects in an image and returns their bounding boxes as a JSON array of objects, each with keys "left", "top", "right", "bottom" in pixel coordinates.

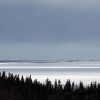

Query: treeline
[{"left": 0, "top": 72, "right": 100, "bottom": 100}]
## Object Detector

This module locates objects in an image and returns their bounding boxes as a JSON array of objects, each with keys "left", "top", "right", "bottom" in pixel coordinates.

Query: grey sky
[{"left": 0, "top": 0, "right": 100, "bottom": 60}]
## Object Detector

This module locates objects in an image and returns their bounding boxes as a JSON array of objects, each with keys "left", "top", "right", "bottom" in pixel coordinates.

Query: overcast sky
[{"left": 0, "top": 0, "right": 100, "bottom": 60}]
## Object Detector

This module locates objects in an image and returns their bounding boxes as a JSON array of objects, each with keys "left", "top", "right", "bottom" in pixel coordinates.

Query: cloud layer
[
  {"left": 0, "top": 0, "right": 100, "bottom": 60},
  {"left": 1, "top": 0, "right": 100, "bottom": 7}
]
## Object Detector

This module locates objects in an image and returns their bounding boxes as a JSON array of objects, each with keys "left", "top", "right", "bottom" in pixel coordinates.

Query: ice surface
[{"left": 0, "top": 60, "right": 100, "bottom": 84}]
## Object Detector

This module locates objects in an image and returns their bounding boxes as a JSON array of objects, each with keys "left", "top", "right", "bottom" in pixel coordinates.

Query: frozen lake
[{"left": 0, "top": 61, "right": 100, "bottom": 84}]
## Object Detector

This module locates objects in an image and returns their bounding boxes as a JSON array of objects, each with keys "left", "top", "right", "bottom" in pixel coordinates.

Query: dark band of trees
[{"left": 0, "top": 71, "right": 100, "bottom": 100}]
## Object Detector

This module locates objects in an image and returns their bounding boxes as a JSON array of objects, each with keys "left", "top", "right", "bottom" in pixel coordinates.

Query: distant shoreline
[{"left": 0, "top": 60, "right": 100, "bottom": 63}]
